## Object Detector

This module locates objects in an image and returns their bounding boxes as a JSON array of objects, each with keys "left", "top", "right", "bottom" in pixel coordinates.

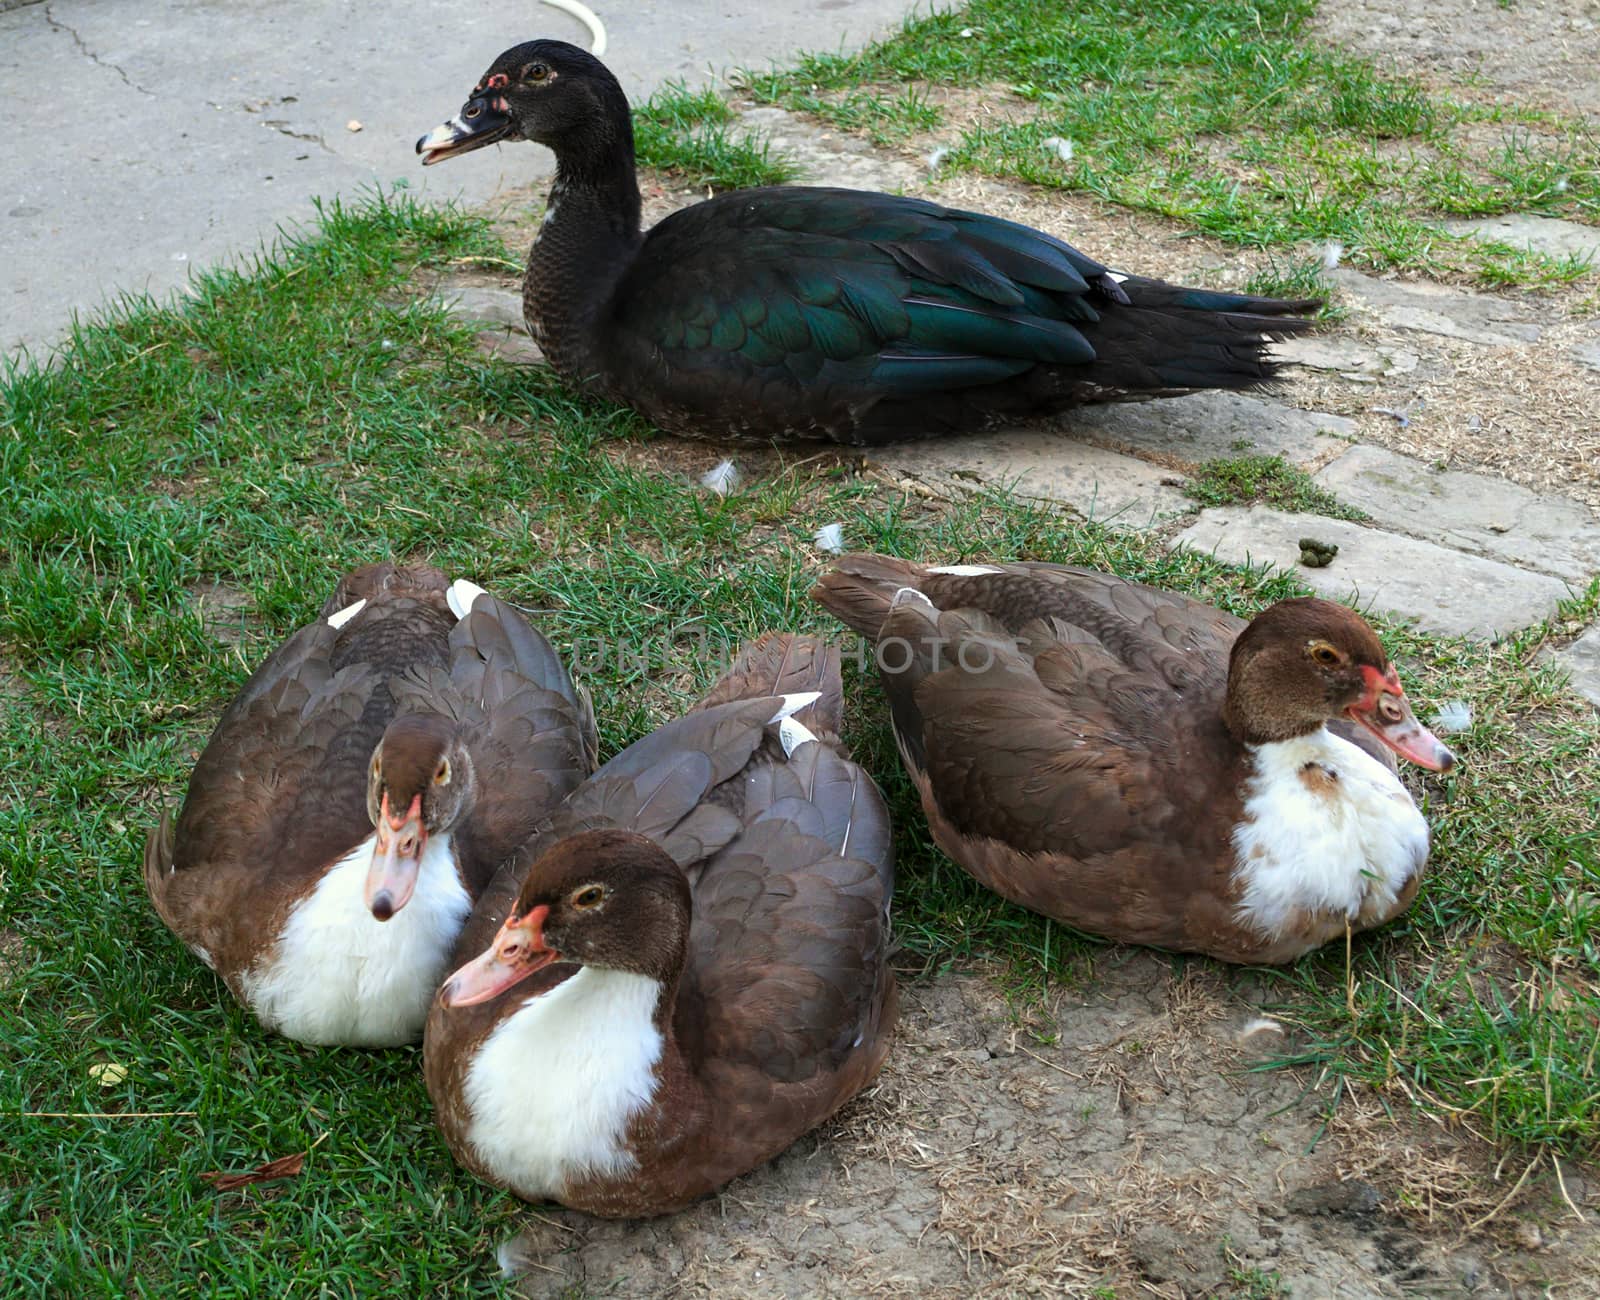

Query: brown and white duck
[
  {"left": 813, "top": 555, "right": 1458, "bottom": 965},
  {"left": 423, "top": 634, "right": 896, "bottom": 1217},
  {"left": 144, "top": 562, "right": 596, "bottom": 1046}
]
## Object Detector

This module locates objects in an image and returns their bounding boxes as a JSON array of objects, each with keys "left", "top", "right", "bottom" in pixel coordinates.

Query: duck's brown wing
[
  {"left": 693, "top": 631, "right": 844, "bottom": 741},
  {"left": 145, "top": 613, "right": 379, "bottom": 941},
  {"left": 447, "top": 693, "right": 799, "bottom": 964},
  {"left": 873, "top": 592, "right": 1246, "bottom": 946},
  {"left": 814, "top": 554, "right": 1241, "bottom": 693},
  {"left": 887, "top": 594, "right": 1204, "bottom": 852},
  {"left": 680, "top": 733, "right": 895, "bottom": 1088}
]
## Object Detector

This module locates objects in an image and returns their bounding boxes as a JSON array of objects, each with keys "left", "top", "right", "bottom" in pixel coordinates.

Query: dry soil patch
[{"left": 501, "top": 955, "right": 1597, "bottom": 1297}]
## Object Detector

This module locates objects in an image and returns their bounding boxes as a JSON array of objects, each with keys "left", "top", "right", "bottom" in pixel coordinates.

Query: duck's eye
[
  {"left": 435, "top": 759, "right": 451, "bottom": 786},
  {"left": 371, "top": 756, "right": 382, "bottom": 777},
  {"left": 463, "top": 103, "right": 482, "bottom": 120},
  {"left": 571, "top": 885, "right": 605, "bottom": 909},
  {"left": 523, "top": 61, "right": 551, "bottom": 83},
  {"left": 1309, "top": 642, "right": 1342, "bottom": 666}
]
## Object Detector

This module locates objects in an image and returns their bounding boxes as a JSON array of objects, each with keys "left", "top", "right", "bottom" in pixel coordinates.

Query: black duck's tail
[
  {"left": 1082, "top": 278, "right": 1318, "bottom": 394},
  {"left": 696, "top": 632, "right": 844, "bottom": 739}
]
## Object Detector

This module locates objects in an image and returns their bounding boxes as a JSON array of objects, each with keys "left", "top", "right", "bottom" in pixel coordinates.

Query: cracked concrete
[
  {"left": 1, "top": 0, "right": 925, "bottom": 355},
  {"left": 42, "top": 3, "right": 155, "bottom": 96}
]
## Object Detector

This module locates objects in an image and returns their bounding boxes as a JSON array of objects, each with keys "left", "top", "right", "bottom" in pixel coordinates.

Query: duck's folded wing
[
  {"left": 684, "top": 788, "right": 894, "bottom": 1087},
  {"left": 878, "top": 597, "right": 1196, "bottom": 860},
  {"left": 159, "top": 640, "right": 378, "bottom": 885},
  {"left": 608, "top": 188, "right": 1109, "bottom": 405},
  {"left": 449, "top": 696, "right": 795, "bottom": 962}
]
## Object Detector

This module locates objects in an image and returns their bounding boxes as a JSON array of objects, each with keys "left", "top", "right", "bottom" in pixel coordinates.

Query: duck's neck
[
  {"left": 526, "top": 126, "right": 643, "bottom": 381},
  {"left": 1222, "top": 695, "right": 1323, "bottom": 747}
]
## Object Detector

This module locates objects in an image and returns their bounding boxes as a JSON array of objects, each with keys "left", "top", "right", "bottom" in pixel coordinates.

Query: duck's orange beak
[
  {"left": 439, "top": 904, "right": 561, "bottom": 1008},
  {"left": 1347, "top": 665, "right": 1456, "bottom": 773},
  {"left": 365, "top": 792, "right": 426, "bottom": 921}
]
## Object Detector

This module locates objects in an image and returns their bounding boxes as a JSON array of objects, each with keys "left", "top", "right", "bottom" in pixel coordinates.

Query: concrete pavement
[{"left": 1, "top": 0, "right": 924, "bottom": 355}]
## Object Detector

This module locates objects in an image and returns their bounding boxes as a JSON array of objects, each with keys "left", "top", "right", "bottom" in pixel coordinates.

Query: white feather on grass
[
  {"left": 813, "top": 522, "right": 845, "bottom": 554},
  {"left": 1431, "top": 701, "right": 1473, "bottom": 734},
  {"left": 1041, "top": 136, "right": 1074, "bottom": 163},
  {"left": 698, "top": 458, "right": 741, "bottom": 497}
]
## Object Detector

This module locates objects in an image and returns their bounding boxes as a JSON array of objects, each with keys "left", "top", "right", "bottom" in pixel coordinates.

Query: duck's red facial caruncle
[
  {"left": 439, "top": 904, "right": 562, "bottom": 1007},
  {"left": 1345, "top": 663, "right": 1456, "bottom": 772}
]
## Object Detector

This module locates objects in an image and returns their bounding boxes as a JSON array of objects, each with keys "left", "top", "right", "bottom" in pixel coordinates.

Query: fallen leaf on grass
[
  {"left": 200, "top": 1151, "right": 306, "bottom": 1191},
  {"left": 89, "top": 1062, "right": 128, "bottom": 1088}
]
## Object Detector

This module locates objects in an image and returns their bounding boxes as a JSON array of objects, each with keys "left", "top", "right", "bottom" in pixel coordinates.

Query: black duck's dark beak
[{"left": 416, "top": 98, "right": 512, "bottom": 165}]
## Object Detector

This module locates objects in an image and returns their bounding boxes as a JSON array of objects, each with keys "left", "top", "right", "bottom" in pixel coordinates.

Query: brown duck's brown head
[
  {"left": 364, "top": 713, "right": 476, "bottom": 922},
  {"left": 1224, "top": 597, "right": 1455, "bottom": 772},
  {"left": 416, "top": 40, "right": 630, "bottom": 166},
  {"left": 438, "top": 829, "right": 691, "bottom": 1009}
]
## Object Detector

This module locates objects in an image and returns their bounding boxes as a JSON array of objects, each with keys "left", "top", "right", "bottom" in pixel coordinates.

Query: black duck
[{"left": 418, "top": 41, "right": 1316, "bottom": 446}]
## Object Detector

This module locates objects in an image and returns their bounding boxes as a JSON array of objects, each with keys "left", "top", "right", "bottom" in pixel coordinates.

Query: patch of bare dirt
[
  {"left": 0, "top": 931, "right": 26, "bottom": 990},
  {"left": 498, "top": 957, "right": 1597, "bottom": 1299},
  {"left": 1312, "top": 0, "right": 1600, "bottom": 124},
  {"left": 186, "top": 581, "right": 254, "bottom": 651}
]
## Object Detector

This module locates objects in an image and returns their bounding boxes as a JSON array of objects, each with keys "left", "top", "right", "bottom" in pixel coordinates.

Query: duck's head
[
  {"left": 438, "top": 829, "right": 689, "bottom": 1008},
  {"left": 364, "top": 713, "right": 476, "bottom": 921},
  {"left": 1224, "top": 597, "right": 1455, "bottom": 772},
  {"left": 416, "top": 40, "right": 628, "bottom": 166}
]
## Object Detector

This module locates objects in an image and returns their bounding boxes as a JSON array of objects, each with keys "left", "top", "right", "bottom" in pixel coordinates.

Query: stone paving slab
[
  {"left": 872, "top": 435, "right": 1192, "bottom": 527},
  {"left": 1315, "top": 445, "right": 1600, "bottom": 584},
  {"left": 1330, "top": 269, "right": 1544, "bottom": 346},
  {"left": 1551, "top": 626, "right": 1600, "bottom": 708},
  {"left": 1174, "top": 505, "right": 1571, "bottom": 639},
  {"left": 434, "top": 283, "right": 527, "bottom": 332},
  {"left": 1067, "top": 392, "right": 1357, "bottom": 471},
  {"left": 1441, "top": 215, "right": 1600, "bottom": 264},
  {"left": 1275, "top": 335, "right": 1420, "bottom": 381},
  {"left": 474, "top": 331, "right": 544, "bottom": 366}
]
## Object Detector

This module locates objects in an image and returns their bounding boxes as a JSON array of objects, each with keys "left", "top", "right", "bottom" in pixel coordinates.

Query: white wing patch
[
  {"left": 326, "top": 598, "right": 366, "bottom": 630},
  {"left": 768, "top": 691, "right": 821, "bottom": 724},
  {"left": 890, "top": 586, "right": 936, "bottom": 611},
  {"left": 926, "top": 564, "right": 1003, "bottom": 576},
  {"left": 447, "top": 579, "right": 488, "bottom": 621},
  {"left": 779, "top": 716, "right": 818, "bottom": 757}
]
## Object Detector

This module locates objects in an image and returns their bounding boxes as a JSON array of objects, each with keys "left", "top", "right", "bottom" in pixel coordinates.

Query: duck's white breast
[
  {"left": 1232, "top": 728, "right": 1429, "bottom": 937},
  {"left": 241, "top": 831, "right": 470, "bottom": 1047},
  {"left": 462, "top": 966, "right": 664, "bottom": 1200}
]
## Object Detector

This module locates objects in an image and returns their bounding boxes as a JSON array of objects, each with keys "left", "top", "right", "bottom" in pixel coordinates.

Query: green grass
[
  {"left": 1185, "top": 454, "right": 1368, "bottom": 519},
  {"left": 3, "top": 195, "right": 1598, "bottom": 1291},
  {"left": 746, "top": 0, "right": 1600, "bottom": 287},
  {"left": 632, "top": 80, "right": 798, "bottom": 189}
]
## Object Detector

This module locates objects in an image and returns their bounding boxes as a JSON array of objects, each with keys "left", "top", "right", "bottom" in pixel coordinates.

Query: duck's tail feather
[
  {"left": 142, "top": 811, "right": 178, "bottom": 926},
  {"left": 696, "top": 632, "right": 843, "bottom": 740},
  {"left": 1078, "top": 278, "right": 1318, "bottom": 393},
  {"left": 809, "top": 554, "right": 929, "bottom": 643}
]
